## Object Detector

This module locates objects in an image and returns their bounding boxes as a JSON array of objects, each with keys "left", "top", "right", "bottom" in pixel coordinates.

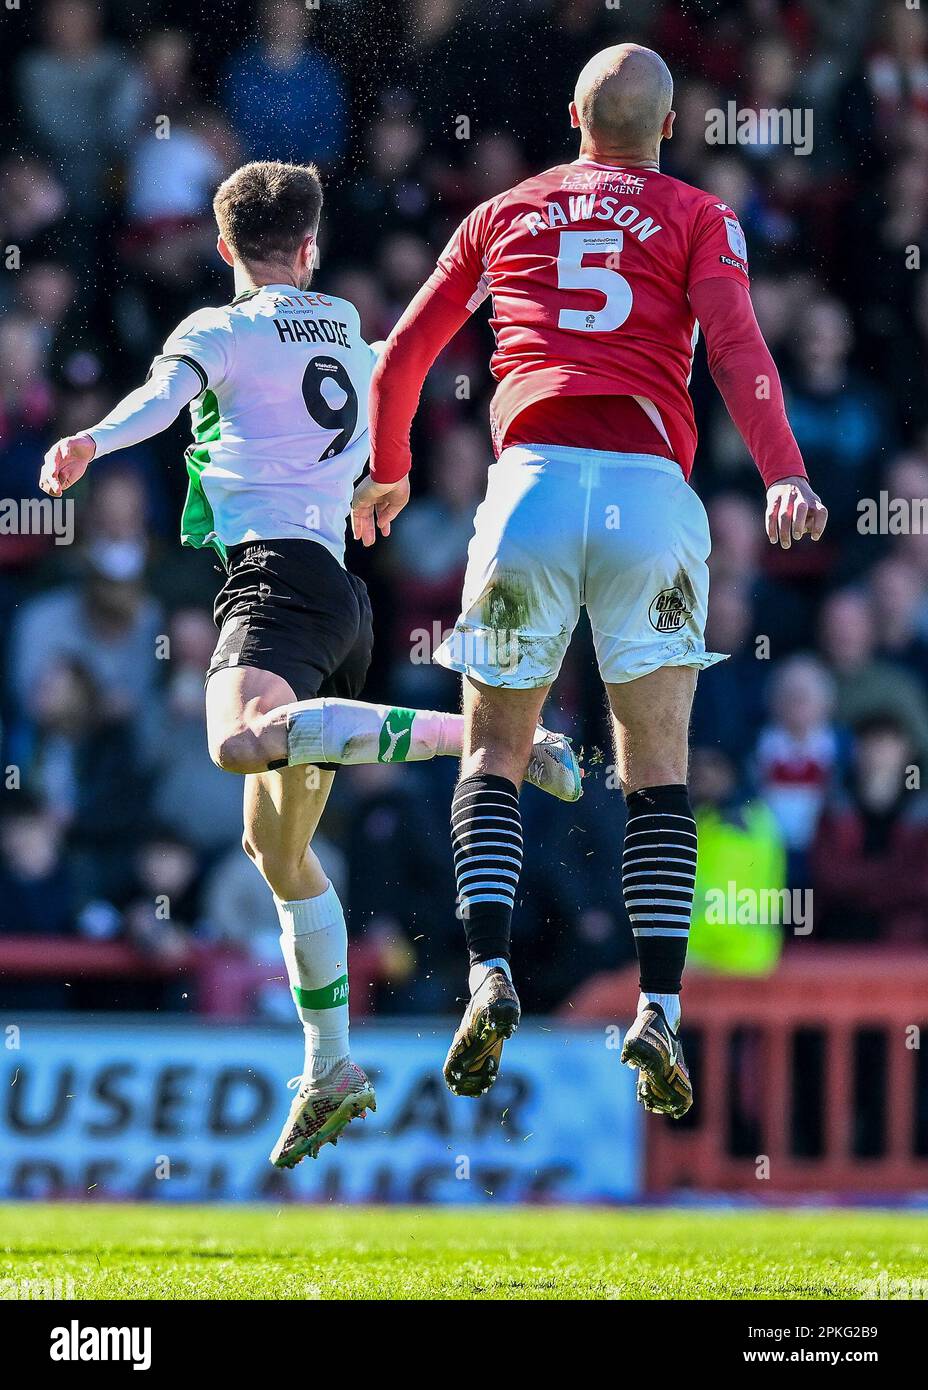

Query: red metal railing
[
  {"left": 565, "top": 947, "right": 928, "bottom": 1194},
  {"left": 0, "top": 936, "right": 248, "bottom": 1015}
]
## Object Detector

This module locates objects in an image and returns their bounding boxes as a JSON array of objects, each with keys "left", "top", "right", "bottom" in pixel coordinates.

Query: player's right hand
[
  {"left": 39, "top": 433, "right": 96, "bottom": 496},
  {"left": 351, "top": 474, "right": 410, "bottom": 547},
  {"left": 765, "top": 475, "right": 828, "bottom": 549}
]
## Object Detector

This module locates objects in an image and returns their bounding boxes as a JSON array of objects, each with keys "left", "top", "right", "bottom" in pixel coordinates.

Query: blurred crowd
[{"left": 1, "top": 0, "right": 928, "bottom": 1018}]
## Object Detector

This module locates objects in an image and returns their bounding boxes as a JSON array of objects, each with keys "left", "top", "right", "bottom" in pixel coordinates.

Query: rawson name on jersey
[{"left": 522, "top": 197, "right": 662, "bottom": 242}]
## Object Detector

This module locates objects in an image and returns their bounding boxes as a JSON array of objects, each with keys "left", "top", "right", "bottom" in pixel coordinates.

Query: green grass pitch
[{"left": 2, "top": 1205, "right": 926, "bottom": 1299}]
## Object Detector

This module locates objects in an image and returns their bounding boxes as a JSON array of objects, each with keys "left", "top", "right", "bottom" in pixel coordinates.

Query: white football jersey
[{"left": 153, "top": 284, "right": 377, "bottom": 566}]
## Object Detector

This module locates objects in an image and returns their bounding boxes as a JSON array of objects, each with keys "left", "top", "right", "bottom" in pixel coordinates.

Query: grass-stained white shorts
[{"left": 435, "top": 445, "right": 727, "bottom": 688}]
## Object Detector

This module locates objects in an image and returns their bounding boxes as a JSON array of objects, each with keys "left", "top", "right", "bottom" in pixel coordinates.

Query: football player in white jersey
[{"left": 39, "top": 161, "right": 581, "bottom": 1169}]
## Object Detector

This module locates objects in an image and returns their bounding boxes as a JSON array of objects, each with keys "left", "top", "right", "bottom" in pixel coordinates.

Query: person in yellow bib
[{"left": 687, "top": 747, "right": 786, "bottom": 976}]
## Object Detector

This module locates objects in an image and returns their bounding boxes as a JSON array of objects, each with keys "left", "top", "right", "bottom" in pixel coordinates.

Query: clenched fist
[
  {"left": 39, "top": 433, "right": 96, "bottom": 497},
  {"left": 765, "top": 475, "right": 828, "bottom": 550}
]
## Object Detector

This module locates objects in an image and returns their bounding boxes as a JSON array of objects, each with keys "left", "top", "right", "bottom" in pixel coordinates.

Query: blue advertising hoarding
[{"left": 0, "top": 1018, "right": 641, "bottom": 1203}]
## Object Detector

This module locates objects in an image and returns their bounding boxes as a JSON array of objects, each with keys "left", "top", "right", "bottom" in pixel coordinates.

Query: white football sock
[
  {"left": 469, "top": 957, "right": 512, "bottom": 994},
  {"left": 639, "top": 991, "right": 681, "bottom": 1033},
  {"left": 276, "top": 883, "right": 350, "bottom": 1074},
  {"left": 285, "top": 698, "right": 461, "bottom": 766}
]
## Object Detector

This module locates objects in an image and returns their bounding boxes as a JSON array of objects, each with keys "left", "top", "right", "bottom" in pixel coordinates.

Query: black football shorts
[{"left": 207, "top": 538, "right": 373, "bottom": 702}]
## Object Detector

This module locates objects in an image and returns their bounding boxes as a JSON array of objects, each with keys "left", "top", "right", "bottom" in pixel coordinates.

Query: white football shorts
[{"left": 434, "top": 445, "right": 728, "bottom": 688}]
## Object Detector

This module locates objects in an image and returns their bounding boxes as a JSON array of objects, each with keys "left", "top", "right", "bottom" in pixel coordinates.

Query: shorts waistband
[{"left": 496, "top": 444, "right": 683, "bottom": 477}]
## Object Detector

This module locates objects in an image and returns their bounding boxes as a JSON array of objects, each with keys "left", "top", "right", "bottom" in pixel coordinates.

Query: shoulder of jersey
[
  {"left": 657, "top": 169, "right": 738, "bottom": 219},
  {"left": 311, "top": 290, "right": 363, "bottom": 323},
  {"left": 171, "top": 303, "right": 235, "bottom": 335}
]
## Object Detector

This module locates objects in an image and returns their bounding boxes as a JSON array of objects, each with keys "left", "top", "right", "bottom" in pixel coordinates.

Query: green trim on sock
[
  {"left": 294, "top": 976, "right": 349, "bottom": 1010},
  {"left": 378, "top": 707, "right": 415, "bottom": 762}
]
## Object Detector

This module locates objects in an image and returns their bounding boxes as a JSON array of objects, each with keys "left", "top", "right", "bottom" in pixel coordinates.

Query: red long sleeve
[
  {"left": 371, "top": 273, "right": 806, "bottom": 489},
  {"left": 689, "top": 277, "right": 806, "bottom": 488},
  {"left": 369, "top": 279, "right": 472, "bottom": 483}
]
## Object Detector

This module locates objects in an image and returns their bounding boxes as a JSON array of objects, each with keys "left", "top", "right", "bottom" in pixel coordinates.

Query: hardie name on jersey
[
  {"left": 274, "top": 316, "right": 351, "bottom": 348},
  {"left": 523, "top": 196, "right": 662, "bottom": 242}
]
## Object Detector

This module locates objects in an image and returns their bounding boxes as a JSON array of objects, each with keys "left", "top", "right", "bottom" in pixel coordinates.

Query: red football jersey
[{"left": 429, "top": 158, "right": 751, "bottom": 477}]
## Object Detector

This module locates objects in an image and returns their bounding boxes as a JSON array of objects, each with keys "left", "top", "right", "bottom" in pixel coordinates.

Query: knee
[
  {"left": 209, "top": 724, "right": 267, "bottom": 774},
  {"left": 242, "top": 830, "right": 284, "bottom": 890},
  {"left": 242, "top": 831, "right": 312, "bottom": 901}
]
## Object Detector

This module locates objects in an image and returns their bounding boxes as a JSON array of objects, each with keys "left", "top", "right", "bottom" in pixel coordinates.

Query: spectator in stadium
[
  {"left": 690, "top": 582, "right": 767, "bottom": 765},
  {"left": 0, "top": 315, "right": 54, "bottom": 443},
  {"left": 376, "top": 231, "right": 440, "bottom": 324},
  {"left": 223, "top": 0, "right": 348, "bottom": 167},
  {"left": 14, "top": 262, "right": 79, "bottom": 378},
  {"left": 817, "top": 588, "right": 928, "bottom": 758},
  {"left": 384, "top": 422, "right": 487, "bottom": 703},
  {"left": 0, "top": 156, "right": 67, "bottom": 271},
  {"left": 0, "top": 793, "right": 74, "bottom": 1011},
  {"left": 393, "top": 0, "right": 539, "bottom": 152},
  {"left": 887, "top": 454, "right": 928, "bottom": 634},
  {"left": 812, "top": 713, "right": 928, "bottom": 942},
  {"left": 0, "top": 792, "right": 73, "bottom": 937},
  {"left": 337, "top": 108, "right": 433, "bottom": 257},
  {"left": 455, "top": 132, "right": 530, "bottom": 211},
  {"left": 325, "top": 268, "right": 392, "bottom": 346},
  {"left": 753, "top": 654, "right": 844, "bottom": 883},
  {"left": 865, "top": 4, "right": 928, "bottom": 143},
  {"left": 785, "top": 296, "right": 892, "bottom": 533},
  {"left": 7, "top": 542, "right": 162, "bottom": 727},
  {"left": 122, "top": 105, "right": 235, "bottom": 298},
  {"left": 686, "top": 745, "right": 786, "bottom": 976},
  {"left": 136, "top": 28, "right": 198, "bottom": 118},
  {"left": 736, "top": 36, "right": 805, "bottom": 165},
  {"left": 15, "top": 0, "right": 144, "bottom": 214},
  {"left": 868, "top": 556, "right": 928, "bottom": 688},
  {"left": 148, "top": 608, "right": 246, "bottom": 857},
  {"left": 706, "top": 491, "right": 813, "bottom": 649},
  {"left": 21, "top": 656, "right": 151, "bottom": 905},
  {"left": 121, "top": 827, "right": 200, "bottom": 964},
  {"left": 342, "top": 762, "right": 452, "bottom": 1013},
  {"left": 0, "top": 316, "right": 57, "bottom": 573}
]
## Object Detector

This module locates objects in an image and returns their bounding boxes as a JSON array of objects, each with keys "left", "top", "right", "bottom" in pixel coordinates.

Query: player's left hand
[
  {"left": 351, "top": 474, "right": 410, "bottom": 547},
  {"left": 765, "top": 475, "right": 828, "bottom": 549}
]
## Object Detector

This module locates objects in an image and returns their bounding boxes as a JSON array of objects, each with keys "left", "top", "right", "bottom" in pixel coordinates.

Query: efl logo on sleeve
[{"left": 724, "top": 217, "right": 747, "bottom": 261}]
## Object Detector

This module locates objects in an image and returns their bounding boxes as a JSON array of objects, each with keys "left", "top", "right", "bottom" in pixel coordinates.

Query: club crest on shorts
[{"left": 649, "top": 585, "right": 692, "bottom": 633}]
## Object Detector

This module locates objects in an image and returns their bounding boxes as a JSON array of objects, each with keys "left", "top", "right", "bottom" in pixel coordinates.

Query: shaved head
[{"left": 574, "top": 43, "right": 673, "bottom": 153}]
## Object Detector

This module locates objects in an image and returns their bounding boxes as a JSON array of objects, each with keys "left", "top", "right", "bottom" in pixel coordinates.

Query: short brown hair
[{"left": 213, "top": 160, "right": 323, "bottom": 264}]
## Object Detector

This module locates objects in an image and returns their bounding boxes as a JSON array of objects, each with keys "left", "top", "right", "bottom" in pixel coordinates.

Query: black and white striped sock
[
  {"left": 622, "top": 784, "right": 697, "bottom": 997},
  {"left": 451, "top": 773, "right": 522, "bottom": 967}
]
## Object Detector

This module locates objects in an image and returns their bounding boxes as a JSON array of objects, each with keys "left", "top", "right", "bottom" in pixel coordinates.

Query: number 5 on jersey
[{"left": 555, "top": 230, "right": 632, "bottom": 333}]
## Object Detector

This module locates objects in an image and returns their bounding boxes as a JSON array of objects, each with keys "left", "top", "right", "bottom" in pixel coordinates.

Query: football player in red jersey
[{"left": 353, "top": 44, "right": 828, "bottom": 1117}]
